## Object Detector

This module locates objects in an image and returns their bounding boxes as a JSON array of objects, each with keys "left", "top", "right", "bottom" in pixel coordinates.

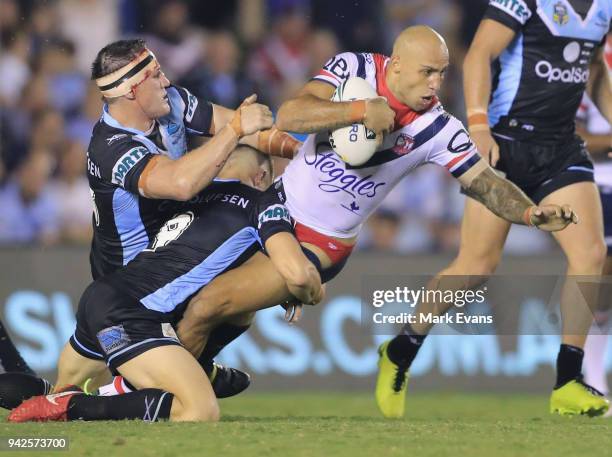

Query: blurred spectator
[
  {"left": 248, "top": 1, "right": 311, "bottom": 107},
  {"left": 179, "top": 30, "right": 256, "bottom": 108},
  {"left": 30, "top": 108, "right": 66, "bottom": 161},
  {"left": 66, "top": 81, "right": 104, "bottom": 147},
  {"left": 37, "top": 39, "right": 87, "bottom": 117},
  {"left": 143, "top": 0, "right": 206, "bottom": 81},
  {"left": 0, "top": 31, "right": 31, "bottom": 108},
  {"left": 58, "top": 0, "right": 119, "bottom": 75},
  {"left": 361, "top": 209, "right": 402, "bottom": 252},
  {"left": 48, "top": 141, "right": 92, "bottom": 244},
  {"left": 307, "top": 29, "right": 340, "bottom": 76},
  {"left": 28, "top": 1, "right": 63, "bottom": 57},
  {"left": 310, "top": 0, "right": 384, "bottom": 51},
  {"left": 0, "top": 0, "right": 21, "bottom": 35},
  {"left": 0, "top": 150, "right": 59, "bottom": 246}
]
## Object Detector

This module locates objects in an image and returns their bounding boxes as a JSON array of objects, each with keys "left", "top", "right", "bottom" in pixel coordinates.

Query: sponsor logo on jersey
[
  {"left": 111, "top": 146, "right": 149, "bottom": 186},
  {"left": 535, "top": 61, "right": 589, "bottom": 83},
  {"left": 553, "top": 2, "right": 569, "bottom": 25},
  {"left": 185, "top": 91, "right": 198, "bottom": 122},
  {"left": 489, "top": 0, "right": 532, "bottom": 24},
  {"left": 106, "top": 133, "right": 128, "bottom": 145},
  {"left": 535, "top": 42, "right": 589, "bottom": 83},
  {"left": 166, "top": 121, "right": 179, "bottom": 135},
  {"left": 392, "top": 134, "right": 414, "bottom": 156},
  {"left": 258, "top": 204, "right": 291, "bottom": 228},
  {"left": 97, "top": 325, "right": 130, "bottom": 355},
  {"left": 305, "top": 147, "right": 387, "bottom": 199}
]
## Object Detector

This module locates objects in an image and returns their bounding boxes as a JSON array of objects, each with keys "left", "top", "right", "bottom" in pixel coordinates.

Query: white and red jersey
[{"left": 281, "top": 52, "right": 481, "bottom": 238}]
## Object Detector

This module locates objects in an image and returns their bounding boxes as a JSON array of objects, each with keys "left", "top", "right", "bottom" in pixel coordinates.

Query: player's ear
[
  {"left": 390, "top": 55, "right": 401, "bottom": 73},
  {"left": 253, "top": 168, "right": 269, "bottom": 190}
]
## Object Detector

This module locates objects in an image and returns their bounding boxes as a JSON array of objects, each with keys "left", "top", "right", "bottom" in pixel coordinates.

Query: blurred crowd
[{"left": 0, "top": 0, "right": 553, "bottom": 253}]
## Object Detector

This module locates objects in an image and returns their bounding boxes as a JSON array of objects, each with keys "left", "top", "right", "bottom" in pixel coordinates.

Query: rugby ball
[{"left": 329, "top": 77, "right": 379, "bottom": 166}]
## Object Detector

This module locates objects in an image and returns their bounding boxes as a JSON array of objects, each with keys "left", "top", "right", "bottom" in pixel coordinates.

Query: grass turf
[{"left": 0, "top": 392, "right": 610, "bottom": 457}]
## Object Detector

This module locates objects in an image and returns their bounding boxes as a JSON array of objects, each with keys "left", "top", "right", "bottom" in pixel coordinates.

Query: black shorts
[
  {"left": 464, "top": 134, "right": 594, "bottom": 204},
  {"left": 69, "top": 279, "right": 182, "bottom": 371},
  {"left": 600, "top": 185, "right": 612, "bottom": 253}
]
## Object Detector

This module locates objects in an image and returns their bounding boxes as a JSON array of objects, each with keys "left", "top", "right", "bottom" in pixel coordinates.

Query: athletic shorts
[
  {"left": 600, "top": 185, "right": 612, "bottom": 252},
  {"left": 69, "top": 279, "right": 182, "bottom": 371},
  {"left": 464, "top": 134, "right": 594, "bottom": 204}
]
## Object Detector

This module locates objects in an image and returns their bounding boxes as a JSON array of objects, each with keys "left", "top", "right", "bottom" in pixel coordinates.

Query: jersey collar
[{"left": 102, "top": 104, "right": 149, "bottom": 136}]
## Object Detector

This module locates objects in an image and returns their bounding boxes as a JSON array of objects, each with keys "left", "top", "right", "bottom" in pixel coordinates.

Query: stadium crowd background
[{"left": 0, "top": 0, "right": 557, "bottom": 254}]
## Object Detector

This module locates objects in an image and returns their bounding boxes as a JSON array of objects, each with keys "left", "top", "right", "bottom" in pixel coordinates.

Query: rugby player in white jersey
[{"left": 175, "top": 26, "right": 577, "bottom": 367}]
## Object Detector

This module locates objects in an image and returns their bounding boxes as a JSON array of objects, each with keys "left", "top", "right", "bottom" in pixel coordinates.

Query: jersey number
[
  {"left": 90, "top": 189, "right": 100, "bottom": 227},
  {"left": 148, "top": 212, "right": 195, "bottom": 251}
]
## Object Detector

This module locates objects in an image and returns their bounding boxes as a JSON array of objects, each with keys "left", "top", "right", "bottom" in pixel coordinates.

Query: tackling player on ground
[
  {"left": 377, "top": 0, "right": 612, "bottom": 418},
  {"left": 8, "top": 146, "right": 323, "bottom": 423}
]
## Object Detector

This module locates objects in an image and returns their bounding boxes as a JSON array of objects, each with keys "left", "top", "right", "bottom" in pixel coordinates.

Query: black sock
[
  {"left": 386, "top": 324, "right": 427, "bottom": 367},
  {"left": 197, "top": 324, "right": 250, "bottom": 374},
  {"left": 0, "top": 321, "right": 34, "bottom": 375},
  {"left": 0, "top": 373, "right": 52, "bottom": 409},
  {"left": 67, "top": 389, "right": 174, "bottom": 422},
  {"left": 555, "top": 344, "right": 584, "bottom": 388}
]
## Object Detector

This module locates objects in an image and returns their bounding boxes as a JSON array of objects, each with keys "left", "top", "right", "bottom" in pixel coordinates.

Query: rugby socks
[
  {"left": 386, "top": 324, "right": 427, "bottom": 368},
  {"left": 198, "top": 324, "right": 250, "bottom": 374},
  {"left": 584, "top": 330, "right": 609, "bottom": 395},
  {"left": 555, "top": 344, "right": 584, "bottom": 388},
  {"left": 67, "top": 389, "right": 174, "bottom": 422},
  {"left": 0, "top": 320, "right": 34, "bottom": 375},
  {"left": 97, "top": 376, "right": 134, "bottom": 396}
]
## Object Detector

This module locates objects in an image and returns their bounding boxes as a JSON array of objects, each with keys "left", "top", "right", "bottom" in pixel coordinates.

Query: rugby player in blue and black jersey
[
  {"left": 378, "top": 0, "right": 612, "bottom": 417},
  {"left": 83, "top": 38, "right": 299, "bottom": 399},
  {"left": 8, "top": 146, "right": 323, "bottom": 423}
]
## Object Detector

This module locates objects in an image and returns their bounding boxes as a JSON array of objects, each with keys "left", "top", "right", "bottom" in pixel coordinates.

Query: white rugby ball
[{"left": 329, "top": 77, "right": 379, "bottom": 166}]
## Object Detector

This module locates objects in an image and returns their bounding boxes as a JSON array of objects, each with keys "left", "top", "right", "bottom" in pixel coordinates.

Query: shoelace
[
  {"left": 576, "top": 376, "right": 605, "bottom": 397},
  {"left": 392, "top": 366, "right": 408, "bottom": 392}
]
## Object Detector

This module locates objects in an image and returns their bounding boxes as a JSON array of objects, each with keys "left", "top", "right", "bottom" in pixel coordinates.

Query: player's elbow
[
  {"left": 172, "top": 177, "right": 198, "bottom": 201},
  {"left": 276, "top": 100, "right": 298, "bottom": 132}
]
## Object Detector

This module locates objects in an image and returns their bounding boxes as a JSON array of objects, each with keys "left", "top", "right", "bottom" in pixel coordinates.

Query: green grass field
[{"left": 0, "top": 392, "right": 611, "bottom": 457}]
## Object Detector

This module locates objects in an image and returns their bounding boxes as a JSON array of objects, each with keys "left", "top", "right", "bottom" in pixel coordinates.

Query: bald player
[{"left": 174, "top": 26, "right": 578, "bottom": 368}]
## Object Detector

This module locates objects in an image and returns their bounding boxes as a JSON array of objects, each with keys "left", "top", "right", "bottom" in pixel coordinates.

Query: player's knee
[
  {"left": 180, "top": 398, "right": 220, "bottom": 422},
  {"left": 189, "top": 292, "right": 231, "bottom": 325},
  {"left": 452, "top": 251, "right": 500, "bottom": 278},
  {"left": 567, "top": 239, "right": 607, "bottom": 272}
]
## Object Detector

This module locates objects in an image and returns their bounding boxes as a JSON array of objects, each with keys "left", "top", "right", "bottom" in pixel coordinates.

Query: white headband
[{"left": 95, "top": 49, "right": 160, "bottom": 98}]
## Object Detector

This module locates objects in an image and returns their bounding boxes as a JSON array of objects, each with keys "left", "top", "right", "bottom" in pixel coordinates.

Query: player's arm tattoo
[{"left": 463, "top": 167, "right": 534, "bottom": 224}]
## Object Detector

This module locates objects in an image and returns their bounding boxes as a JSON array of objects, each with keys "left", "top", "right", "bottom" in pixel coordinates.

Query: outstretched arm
[{"left": 459, "top": 160, "right": 578, "bottom": 231}]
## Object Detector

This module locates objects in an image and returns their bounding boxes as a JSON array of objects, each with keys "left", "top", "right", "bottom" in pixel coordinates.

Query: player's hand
[
  {"left": 470, "top": 129, "right": 500, "bottom": 167},
  {"left": 527, "top": 204, "right": 579, "bottom": 231},
  {"left": 363, "top": 97, "right": 395, "bottom": 137},
  {"left": 238, "top": 94, "right": 274, "bottom": 136}
]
